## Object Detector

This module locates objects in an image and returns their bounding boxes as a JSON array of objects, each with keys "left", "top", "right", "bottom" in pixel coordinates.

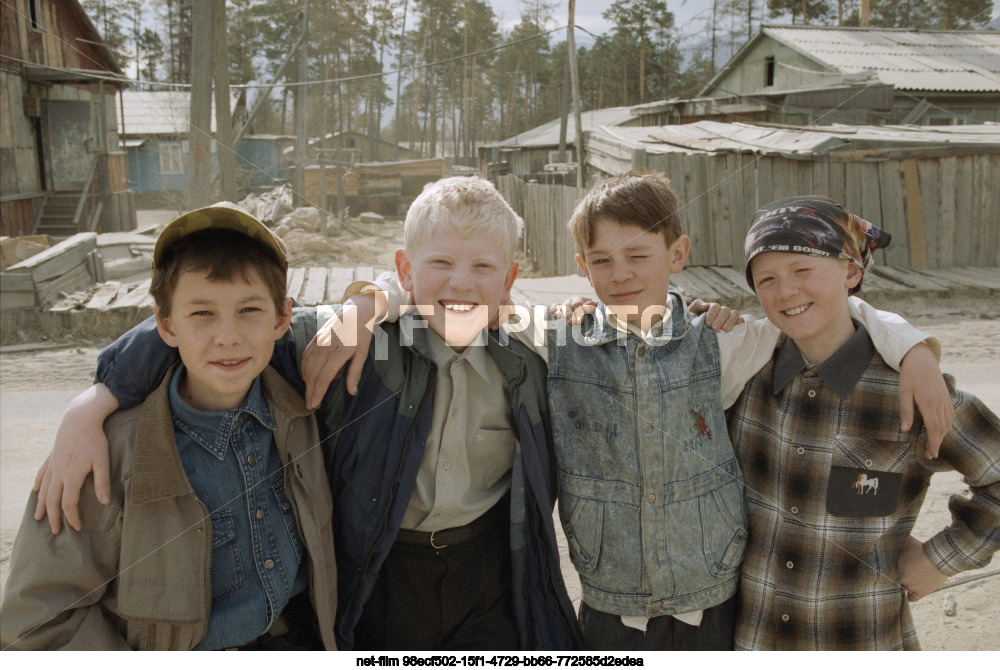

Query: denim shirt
[
  {"left": 169, "top": 365, "right": 308, "bottom": 649},
  {"left": 547, "top": 290, "right": 747, "bottom": 617}
]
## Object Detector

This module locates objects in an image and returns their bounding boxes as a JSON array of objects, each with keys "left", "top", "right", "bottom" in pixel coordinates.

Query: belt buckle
[{"left": 429, "top": 530, "right": 448, "bottom": 549}]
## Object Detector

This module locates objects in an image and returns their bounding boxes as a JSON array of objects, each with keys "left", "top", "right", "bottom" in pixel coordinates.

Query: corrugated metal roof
[
  {"left": 117, "top": 91, "right": 240, "bottom": 137},
  {"left": 764, "top": 26, "right": 1000, "bottom": 92},
  {"left": 592, "top": 120, "right": 1000, "bottom": 157},
  {"left": 483, "top": 106, "right": 635, "bottom": 149}
]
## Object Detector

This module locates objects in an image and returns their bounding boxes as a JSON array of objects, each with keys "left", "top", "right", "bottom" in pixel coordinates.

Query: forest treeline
[{"left": 84, "top": 0, "right": 994, "bottom": 159}]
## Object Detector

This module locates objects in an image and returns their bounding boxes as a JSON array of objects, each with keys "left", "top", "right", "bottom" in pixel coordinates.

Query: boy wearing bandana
[{"left": 730, "top": 195, "right": 1000, "bottom": 650}]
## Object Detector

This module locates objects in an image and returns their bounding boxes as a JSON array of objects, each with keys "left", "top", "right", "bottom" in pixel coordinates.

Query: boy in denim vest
[
  {"left": 298, "top": 171, "right": 950, "bottom": 650},
  {"left": 0, "top": 204, "right": 337, "bottom": 649},
  {"left": 730, "top": 196, "right": 1000, "bottom": 649}
]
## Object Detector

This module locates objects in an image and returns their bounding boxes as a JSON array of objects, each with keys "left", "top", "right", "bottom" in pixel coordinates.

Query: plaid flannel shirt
[{"left": 728, "top": 324, "right": 1000, "bottom": 650}]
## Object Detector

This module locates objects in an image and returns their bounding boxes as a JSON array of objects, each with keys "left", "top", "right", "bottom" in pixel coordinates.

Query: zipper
[{"left": 342, "top": 366, "right": 437, "bottom": 616}]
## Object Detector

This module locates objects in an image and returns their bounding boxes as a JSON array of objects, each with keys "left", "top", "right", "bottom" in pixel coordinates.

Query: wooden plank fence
[{"left": 497, "top": 152, "right": 1000, "bottom": 274}]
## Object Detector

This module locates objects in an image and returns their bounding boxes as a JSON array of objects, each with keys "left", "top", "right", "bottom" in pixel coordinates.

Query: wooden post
[
  {"left": 213, "top": 0, "right": 236, "bottom": 203},
  {"left": 293, "top": 1, "right": 310, "bottom": 206},
  {"left": 188, "top": 0, "right": 214, "bottom": 209},
  {"left": 568, "top": 0, "right": 584, "bottom": 189},
  {"left": 860, "top": 0, "right": 870, "bottom": 26},
  {"left": 337, "top": 165, "right": 345, "bottom": 219},
  {"left": 319, "top": 163, "right": 327, "bottom": 215}
]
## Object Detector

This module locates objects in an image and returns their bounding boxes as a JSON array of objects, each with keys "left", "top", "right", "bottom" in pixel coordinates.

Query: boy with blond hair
[
  {"left": 731, "top": 196, "right": 1000, "bottom": 650},
  {"left": 299, "top": 171, "right": 951, "bottom": 650},
  {"left": 31, "top": 178, "right": 581, "bottom": 651},
  {"left": 1, "top": 203, "right": 337, "bottom": 649}
]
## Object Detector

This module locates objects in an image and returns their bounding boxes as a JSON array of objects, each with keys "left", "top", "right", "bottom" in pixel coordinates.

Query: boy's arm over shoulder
[
  {"left": 919, "top": 382, "right": 1000, "bottom": 578},
  {"left": 718, "top": 314, "right": 783, "bottom": 408},
  {"left": 849, "top": 297, "right": 952, "bottom": 454},
  {"left": 1, "top": 426, "right": 129, "bottom": 649},
  {"left": 96, "top": 316, "right": 176, "bottom": 409},
  {"left": 848, "top": 296, "right": 940, "bottom": 369}
]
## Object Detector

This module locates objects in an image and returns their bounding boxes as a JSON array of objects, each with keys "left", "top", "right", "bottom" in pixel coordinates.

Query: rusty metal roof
[{"left": 763, "top": 26, "right": 1000, "bottom": 92}]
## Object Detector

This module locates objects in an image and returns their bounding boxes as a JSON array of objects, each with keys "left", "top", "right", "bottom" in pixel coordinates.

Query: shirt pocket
[
  {"left": 827, "top": 437, "right": 912, "bottom": 518},
  {"left": 271, "top": 480, "right": 305, "bottom": 563},
  {"left": 209, "top": 510, "right": 244, "bottom": 601}
]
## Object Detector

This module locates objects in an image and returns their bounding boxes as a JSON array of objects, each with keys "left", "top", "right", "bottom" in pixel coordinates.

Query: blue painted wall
[{"left": 125, "top": 138, "right": 289, "bottom": 193}]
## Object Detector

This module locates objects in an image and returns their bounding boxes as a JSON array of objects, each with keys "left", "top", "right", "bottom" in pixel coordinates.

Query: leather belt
[{"left": 395, "top": 509, "right": 497, "bottom": 549}]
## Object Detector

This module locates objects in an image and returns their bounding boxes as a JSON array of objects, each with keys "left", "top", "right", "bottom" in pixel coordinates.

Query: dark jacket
[
  {"left": 293, "top": 313, "right": 582, "bottom": 650},
  {"left": 89, "top": 311, "right": 582, "bottom": 651}
]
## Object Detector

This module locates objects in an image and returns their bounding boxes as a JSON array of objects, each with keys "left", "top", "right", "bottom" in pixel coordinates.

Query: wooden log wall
[{"left": 499, "top": 153, "right": 1000, "bottom": 273}]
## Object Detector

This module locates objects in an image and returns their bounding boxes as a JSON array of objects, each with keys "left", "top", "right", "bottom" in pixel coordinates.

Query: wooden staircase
[{"left": 33, "top": 191, "right": 84, "bottom": 238}]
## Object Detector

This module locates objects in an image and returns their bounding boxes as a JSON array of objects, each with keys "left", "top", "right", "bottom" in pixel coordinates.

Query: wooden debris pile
[{"left": 0, "top": 230, "right": 155, "bottom": 311}]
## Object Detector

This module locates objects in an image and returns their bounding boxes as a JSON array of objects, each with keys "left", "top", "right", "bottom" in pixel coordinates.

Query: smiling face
[
  {"left": 578, "top": 217, "right": 690, "bottom": 329},
  {"left": 396, "top": 229, "right": 517, "bottom": 351},
  {"left": 155, "top": 269, "right": 292, "bottom": 411},
  {"left": 750, "top": 251, "right": 862, "bottom": 364}
]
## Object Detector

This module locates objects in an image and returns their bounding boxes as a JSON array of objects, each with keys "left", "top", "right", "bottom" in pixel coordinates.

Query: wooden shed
[
  {"left": 498, "top": 121, "right": 1000, "bottom": 275},
  {"left": 699, "top": 26, "right": 1000, "bottom": 126},
  {"left": 303, "top": 157, "right": 446, "bottom": 216},
  {"left": 1, "top": 0, "right": 134, "bottom": 238}
]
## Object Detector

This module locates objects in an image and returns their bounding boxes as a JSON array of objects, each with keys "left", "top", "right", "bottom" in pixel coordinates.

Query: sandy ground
[{"left": 0, "top": 309, "right": 997, "bottom": 650}]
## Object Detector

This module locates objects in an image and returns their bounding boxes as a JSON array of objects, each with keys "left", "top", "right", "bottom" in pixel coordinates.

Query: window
[
  {"left": 160, "top": 142, "right": 184, "bottom": 174},
  {"left": 765, "top": 57, "right": 775, "bottom": 87},
  {"left": 29, "top": 0, "right": 40, "bottom": 29}
]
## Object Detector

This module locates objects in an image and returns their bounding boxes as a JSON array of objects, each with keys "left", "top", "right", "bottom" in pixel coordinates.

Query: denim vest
[{"left": 547, "top": 290, "right": 747, "bottom": 616}]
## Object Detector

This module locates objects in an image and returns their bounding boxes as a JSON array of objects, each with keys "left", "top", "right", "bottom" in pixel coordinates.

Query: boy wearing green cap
[
  {"left": 0, "top": 203, "right": 338, "bottom": 650},
  {"left": 731, "top": 195, "right": 1000, "bottom": 650}
]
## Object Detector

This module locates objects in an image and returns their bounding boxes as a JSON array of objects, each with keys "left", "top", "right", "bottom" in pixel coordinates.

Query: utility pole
[
  {"left": 213, "top": 0, "right": 236, "bottom": 203},
  {"left": 188, "top": 0, "right": 213, "bottom": 209},
  {"left": 293, "top": 1, "right": 310, "bottom": 206},
  {"left": 557, "top": 53, "right": 569, "bottom": 163},
  {"left": 568, "top": 0, "right": 584, "bottom": 189}
]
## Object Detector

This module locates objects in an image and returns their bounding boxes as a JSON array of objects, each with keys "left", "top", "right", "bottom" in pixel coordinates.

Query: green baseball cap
[{"left": 153, "top": 201, "right": 288, "bottom": 273}]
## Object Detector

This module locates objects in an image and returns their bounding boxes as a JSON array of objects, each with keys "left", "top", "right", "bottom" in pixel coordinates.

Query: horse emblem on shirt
[{"left": 854, "top": 473, "right": 879, "bottom": 496}]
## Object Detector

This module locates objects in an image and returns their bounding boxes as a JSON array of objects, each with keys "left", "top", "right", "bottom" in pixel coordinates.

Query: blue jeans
[{"left": 579, "top": 596, "right": 736, "bottom": 651}]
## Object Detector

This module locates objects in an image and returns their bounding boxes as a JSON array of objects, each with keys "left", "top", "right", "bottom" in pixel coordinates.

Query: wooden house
[
  {"left": 301, "top": 130, "right": 413, "bottom": 164},
  {"left": 478, "top": 106, "right": 638, "bottom": 182},
  {"left": 697, "top": 26, "right": 1000, "bottom": 126},
  {"left": 1, "top": 0, "right": 134, "bottom": 238},
  {"left": 117, "top": 90, "right": 252, "bottom": 200}
]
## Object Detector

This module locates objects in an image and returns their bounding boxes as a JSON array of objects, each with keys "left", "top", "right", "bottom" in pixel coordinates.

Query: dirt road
[{"left": 1, "top": 316, "right": 997, "bottom": 650}]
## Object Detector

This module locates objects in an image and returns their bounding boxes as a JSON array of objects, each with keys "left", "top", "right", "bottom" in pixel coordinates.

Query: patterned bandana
[{"left": 744, "top": 195, "right": 891, "bottom": 295}]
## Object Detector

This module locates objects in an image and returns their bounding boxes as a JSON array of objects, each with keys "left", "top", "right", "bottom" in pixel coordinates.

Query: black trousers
[
  {"left": 579, "top": 595, "right": 736, "bottom": 651},
  {"left": 354, "top": 503, "right": 517, "bottom": 651}
]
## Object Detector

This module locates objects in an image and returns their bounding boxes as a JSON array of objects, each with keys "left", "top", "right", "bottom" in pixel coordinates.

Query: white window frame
[{"left": 159, "top": 141, "right": 184, "bottom": 175}]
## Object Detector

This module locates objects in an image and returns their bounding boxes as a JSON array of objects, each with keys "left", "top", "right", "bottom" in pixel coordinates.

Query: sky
[{"left": 489, "top": 0, "right": 715, "bottom": 43}]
